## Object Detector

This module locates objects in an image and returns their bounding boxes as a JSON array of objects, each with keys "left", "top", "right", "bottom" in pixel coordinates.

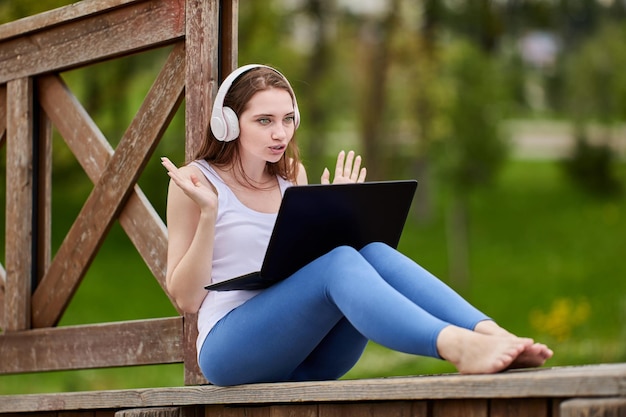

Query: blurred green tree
[
  {"left": 562, "top": 22, "right": 626, "bottom": 197},
  {"left": 432, "top": 40, "right": 511, "bottom": 287}
]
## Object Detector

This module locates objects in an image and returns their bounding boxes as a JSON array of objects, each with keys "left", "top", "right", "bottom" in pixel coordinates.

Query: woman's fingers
[
  {"left": 161, "top": 157, "right": 182, "bottom": 182},
  {"left": 325, "top": 150, "right": 367, "bottom": 184},
  {"left": 350, "top": 154, "right": 361, "bottom": 181},
  {"left": 334, "top": 150, "right": 346, "bottom": 178},
  {"left": 321, "top": 167, "right": 331, "bottom": 184},
  {"left": 162, "top": 157, "right": 200, "bottom": 192},
  {"left": 162, "top": 157, "right": 218, "bottom": 210},
  {"left": 357, "top": 167, "right": 367, "bottom": 183},
  {"left": 343, "top": 151, "right": 354, "bottom": 178}
]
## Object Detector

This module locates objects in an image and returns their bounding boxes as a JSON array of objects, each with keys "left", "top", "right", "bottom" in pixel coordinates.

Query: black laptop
[{"left": 205, "top": 180, "right": 418, "bottom": 291}]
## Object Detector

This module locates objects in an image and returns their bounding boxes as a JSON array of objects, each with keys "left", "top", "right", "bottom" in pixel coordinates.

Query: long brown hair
[{"left": 192, "top": 66, "right": 301, "bottom": 184}]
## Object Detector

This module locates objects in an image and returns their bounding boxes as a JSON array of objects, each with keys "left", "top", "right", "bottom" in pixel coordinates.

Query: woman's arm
[{"left": 162, "top": 158, "right": 218, "bottom": 313}]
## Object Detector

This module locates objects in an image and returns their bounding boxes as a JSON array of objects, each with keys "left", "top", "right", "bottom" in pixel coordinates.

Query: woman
[{"left": 161, "top": 64, "right": 552, "bottom": 386}]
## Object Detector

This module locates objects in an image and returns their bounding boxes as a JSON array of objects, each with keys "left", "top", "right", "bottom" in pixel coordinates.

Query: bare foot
[
  {"left": 473, "top": 320, "right": 514, "bottom": 337},
  {"left": 437, "top": 325, "right": 533, "bottom": 374},
  {"left": 509, "top": 343, "right": 553, "bottom": 369},
  {"left": 473, "top": 320, "right": 553, "bottom": 369}
]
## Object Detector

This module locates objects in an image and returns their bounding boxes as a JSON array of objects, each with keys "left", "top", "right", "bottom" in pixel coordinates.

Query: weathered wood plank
[
  {"left": 36, "top": 73, "right": 175, "bottom": 310},
  {"left": 202, "top": 405, "right": 244, "bottom": 417},
  {"left": 554, "top": 399, "right": 566, "bottom": 417},
  {"left": 0, "top": 317, "right": 183, "bottom": 374},
  {"left": 0, "top": 0, "right": 142, "bottom": 41},
  {"left": 560, "top": 398, "right": 626, "bottom": 417},
  {"left": 490, "top": 398, "right": 549, "bottom": 417},
  {"left": 36, "top": 74, "right": 112, "bottom": 182},
  {"left": 0, "top": 364, "right": 624, "bottom": 414},
  {"left": 185, "top": 0, "right": 219, "bottom": 160},
  {"left": 34, "top": 88, "right": 53, "bottom": 287},
  {"left": 0, "top": 264, "right": 5, "bottom": 331},
  {"left": 4, "top": 77, "right": 34, "bottom": 332},
  {"left": 115, "top": 406, "right": 182, "bottom": 417},
  {"left": 115, "top": 406, "right": 205, "bottom": 417},
  {"left": 432, "top": 399, "right": 488, "bottom": 417},
  {"left": 182, "top": 0, "right": 222, "bottom": 385},
  {"left": 319, "top": 401, "right": 427, "bottom": 417},
  {"left": 0, "top": 83, "right": 5, "bottom": 330},
  {"left": 203, "top": 407, "right": 269, "bottom": 417},
  {"left": 117, "top": 190, "right": 170, "bottom": 294},
  {"left": 220, "top": 0, "right": 239, "bottom": 75},
  {"left": 31, "top": 43, "right": 185, "bottom": 328},
  {"left": 0, "top": 83, "right": 6, "bottom": 144},
  {"left": 272, "top": 404, "right": 318, "bottom": 417},
  {"left": 0, "top": 0, "right": 184, "bottom": 84},
  {"left": 184, "top": 313, "right": 207, "bottom": 386}
]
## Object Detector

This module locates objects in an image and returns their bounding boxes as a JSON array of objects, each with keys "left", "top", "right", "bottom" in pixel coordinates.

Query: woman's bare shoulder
[{"left": 295, "top": 161, "right": 308, "bottom": 185}]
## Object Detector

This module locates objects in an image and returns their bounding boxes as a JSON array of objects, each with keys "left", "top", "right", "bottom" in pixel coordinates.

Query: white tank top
[{"left": 190, "top": 159, "right": 293, "bottom": 356}]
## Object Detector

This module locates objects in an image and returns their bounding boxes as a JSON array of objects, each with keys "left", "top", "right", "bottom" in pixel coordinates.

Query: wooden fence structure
[
  {"left": 0, "top": 0, "right": 237, "bottom": 385},
  {"left": 1, "top": 2, "right": 626, "bottom": 417}
]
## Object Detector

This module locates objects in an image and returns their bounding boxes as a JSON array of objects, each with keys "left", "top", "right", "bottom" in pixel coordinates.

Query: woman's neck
[{"left": 216, "top": 159, "right": 275, "bottom": 190}]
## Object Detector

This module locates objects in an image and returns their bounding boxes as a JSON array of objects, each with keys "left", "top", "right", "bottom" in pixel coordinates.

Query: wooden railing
[{"left": 0, "top": 0, "right": 237, "bottom": 385}]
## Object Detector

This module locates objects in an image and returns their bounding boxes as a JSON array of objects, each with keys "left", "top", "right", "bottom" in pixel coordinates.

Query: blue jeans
[{"left": 199, "top": 242, "right": 490, "bottom": 386}]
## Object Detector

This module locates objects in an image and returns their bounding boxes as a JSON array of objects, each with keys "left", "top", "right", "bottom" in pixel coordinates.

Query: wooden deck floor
[{"left": 0, "top": 363, "right": 625, "bottom": 417}]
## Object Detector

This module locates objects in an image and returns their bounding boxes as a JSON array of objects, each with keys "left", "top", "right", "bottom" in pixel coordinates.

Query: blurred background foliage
[{"left": 0, "top": 0, "right": 625, "bottom": 393}]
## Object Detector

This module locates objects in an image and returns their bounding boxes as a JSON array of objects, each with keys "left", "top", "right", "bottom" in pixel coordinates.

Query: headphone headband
[{"left": 210, "top": 64, "right": 300, "bottom": 142}]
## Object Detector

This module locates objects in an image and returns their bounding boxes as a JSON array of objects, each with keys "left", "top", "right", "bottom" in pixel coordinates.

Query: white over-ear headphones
[{"left": 210, "top": 64, "right": 301, "bottom": 142}]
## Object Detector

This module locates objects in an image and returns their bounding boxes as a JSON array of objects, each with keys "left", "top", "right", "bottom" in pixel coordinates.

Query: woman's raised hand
[
  {"left": 321, "top": 150, "right": 367, "bottom": 184},
  {"left": 161, "top": 157, "right": 218, "bottom": 211}
]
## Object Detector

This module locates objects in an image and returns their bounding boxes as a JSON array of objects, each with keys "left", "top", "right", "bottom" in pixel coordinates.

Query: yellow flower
[{"left": 530, "top": 298, "right": 590, "bottom": 342}]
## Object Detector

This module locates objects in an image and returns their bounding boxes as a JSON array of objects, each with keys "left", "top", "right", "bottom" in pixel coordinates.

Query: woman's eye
[
  {"left": 284, "top": 116, "right": 295, "bottom": 124},
  {"left": 258, "top": 118, "right": 270, "bottom": 125}
]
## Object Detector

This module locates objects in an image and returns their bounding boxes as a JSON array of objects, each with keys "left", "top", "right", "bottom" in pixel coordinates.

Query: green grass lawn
[{"left": 1, "top": 160, "right": 625, "bottom": 393}]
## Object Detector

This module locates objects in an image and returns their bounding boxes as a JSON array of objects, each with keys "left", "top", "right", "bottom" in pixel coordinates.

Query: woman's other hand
[{"left": 321, "top": 150, "right": 367, "bottom": 184}]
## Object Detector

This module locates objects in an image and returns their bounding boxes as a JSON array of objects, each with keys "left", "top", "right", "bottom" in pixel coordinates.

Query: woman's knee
[
  {"left": 360, "top": 241, "right": 392, "bottom": 257},
  {"left": 319, "top": 246, "right": 367, "bottom": 276},
  {"left": 359, "top": 242, "right": 393, "bottom": 253},
  {"left": 326, "top": 245, "right": 361, "bottom": 262}
]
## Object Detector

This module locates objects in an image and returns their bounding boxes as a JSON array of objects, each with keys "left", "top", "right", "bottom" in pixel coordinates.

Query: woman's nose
[{"left": 272, "top": 124, "right": 288, "bottom": 139}]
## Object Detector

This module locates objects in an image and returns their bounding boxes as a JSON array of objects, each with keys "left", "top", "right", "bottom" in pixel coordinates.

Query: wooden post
[
  {"left": 182, "top": 0, "right": 239, "bottom": 386},
  {"left": 185, "top": 0, "right": 219, "bottom": 161},
  {"left": 4, "top": 77, "right": 34, "bottom": 332},
  {"left": 220, "top": 0, "right": 239, "bottom": 74},
  {"left": 0, "top": 84, "right": 7, "bottom": 331}
]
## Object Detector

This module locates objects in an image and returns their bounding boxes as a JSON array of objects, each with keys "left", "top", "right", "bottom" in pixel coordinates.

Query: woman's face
[{"left": 237, "top": 88, "right": 296, "bottom": 164}]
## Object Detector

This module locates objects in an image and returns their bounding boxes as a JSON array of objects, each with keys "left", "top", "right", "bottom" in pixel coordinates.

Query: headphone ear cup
[
  {"left": 210, "top": 114, "right": 227, "bottom": 141},
  {"left": 222, "top": 106, "right": 240, "bottom": 142}
]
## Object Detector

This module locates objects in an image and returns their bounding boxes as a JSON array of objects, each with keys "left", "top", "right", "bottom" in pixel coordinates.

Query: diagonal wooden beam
[
  {"left": 37, "top": 74, "right": 112, "bottom": 181},
  {"left": 32, "top": 43, "right": 186, "bottom": 328},
  {"left": 37, "top": 71, "right": 177, "bottom": 312}
]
